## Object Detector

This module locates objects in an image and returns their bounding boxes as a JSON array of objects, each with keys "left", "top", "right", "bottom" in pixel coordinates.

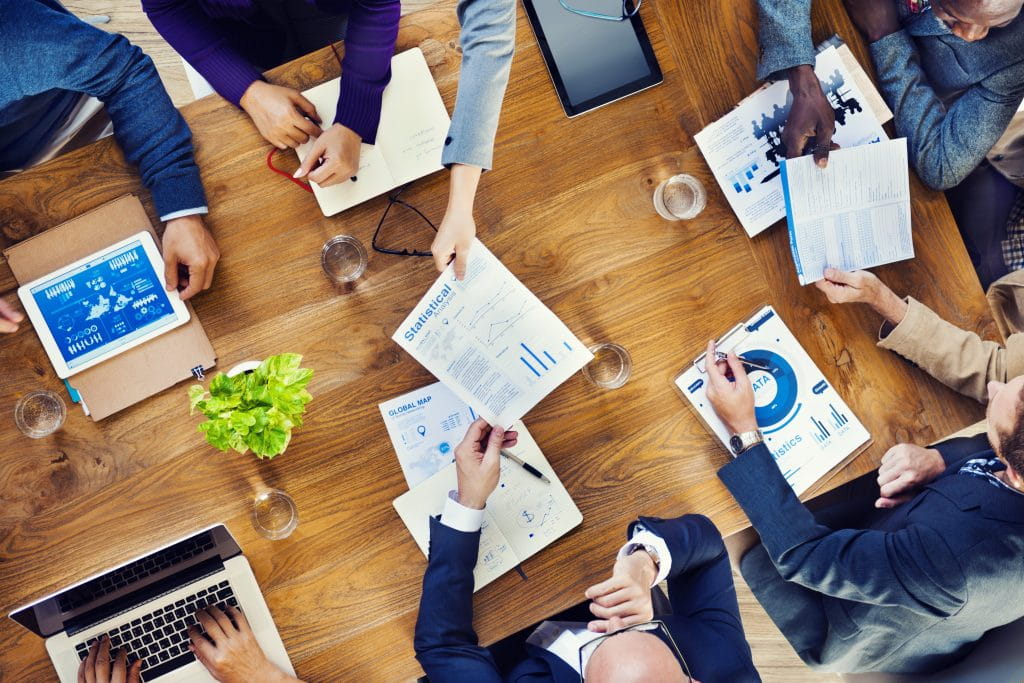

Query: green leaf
[
  {"left": 198, "top": 418, "right": 232, "bottom": 451},
  {"left": 188, "top": 385, "right": 207, "bottom": 415},
  {"left": 209, "top": 373, "right": 234, "bottom": 397}
]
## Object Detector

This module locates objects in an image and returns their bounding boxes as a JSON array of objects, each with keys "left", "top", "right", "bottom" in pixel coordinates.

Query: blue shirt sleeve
[{"left": 755, "top": 0, "right": 816, "bottom": 81}]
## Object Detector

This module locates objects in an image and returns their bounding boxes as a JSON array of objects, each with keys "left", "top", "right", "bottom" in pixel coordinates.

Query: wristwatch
[
  {"left": 626, "top": 542, "right": 661, "bottom": 570},
  {"left": 729, "top": 429, "right": 764, "bottom": 456}
]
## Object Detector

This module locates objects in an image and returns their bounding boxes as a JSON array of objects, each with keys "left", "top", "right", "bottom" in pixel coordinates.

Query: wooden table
[{"left": 0, "top": 1, "right": 993, "bottom": 679}]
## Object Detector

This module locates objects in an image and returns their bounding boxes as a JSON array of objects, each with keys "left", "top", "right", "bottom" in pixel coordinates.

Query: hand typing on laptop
[
  {"left": 79, "top": 635, "right": 140, "bottom": 683},
  {"left": 188, "top": 606, "right": 303, "bottom": 683}
]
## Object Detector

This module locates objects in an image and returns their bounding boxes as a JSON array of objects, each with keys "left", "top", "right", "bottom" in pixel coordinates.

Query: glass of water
[
  {"left": 252, "top": 489, "right": 299, "bottom": 540},
  {"left": 15, "top": 390, "right": 66, "bottom": 438},
  {"left": 653, "top": 174, "right": 707, "bottom": 221},
  {"left": 582, "top": 343, "right": 633, "bottom": 389},
  {"left": 321, "top": 235, "right": 368, "bottom": 283}
]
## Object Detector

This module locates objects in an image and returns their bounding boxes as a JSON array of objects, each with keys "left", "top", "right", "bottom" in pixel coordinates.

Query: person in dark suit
[
  {"left": 412, "top": 417, "right": 760, "bottom": 682},
  {"left": 703, "top": 339, "right": 1024, "bottom": 674}
]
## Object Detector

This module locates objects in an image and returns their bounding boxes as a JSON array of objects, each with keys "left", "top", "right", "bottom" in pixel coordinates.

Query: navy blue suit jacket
[
  {"left": 413, "top": 513, "right": 760, "bottom": 682},
  {"left": 719, "top": 434, "right": 1024, "bottom": 673}
]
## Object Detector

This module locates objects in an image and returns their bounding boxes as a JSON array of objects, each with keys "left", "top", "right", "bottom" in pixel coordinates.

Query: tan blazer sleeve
[{"left": 877, "top": 297, "right": 1024, "bottom": 403}]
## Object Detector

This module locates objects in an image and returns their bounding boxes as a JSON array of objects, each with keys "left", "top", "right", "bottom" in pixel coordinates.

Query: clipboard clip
[{"left": 692, "top": 322, "right": 747, "bottom": 374}]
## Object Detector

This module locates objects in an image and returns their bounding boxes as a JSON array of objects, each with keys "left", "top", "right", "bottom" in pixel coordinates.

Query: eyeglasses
[
  {"left": 558, "top": 0, "right": 641, "bottom": 22},
  {"left": 371, "top": 182, "right": 438, "bottom": 257},
  {"left": 577, "top": 620, "right": 691, "bottom": 681}
]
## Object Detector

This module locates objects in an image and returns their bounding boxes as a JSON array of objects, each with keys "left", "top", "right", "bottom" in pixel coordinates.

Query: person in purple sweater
[{"left": 143, "top": 0, "right": 400, "bottom": 187}]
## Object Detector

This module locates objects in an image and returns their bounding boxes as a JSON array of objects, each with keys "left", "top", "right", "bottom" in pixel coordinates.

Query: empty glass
[
  {"left": 15, "top": 390, "right": 66, "bottom": 438},
  {"left": 653, "top": 174, "right": 707, "bottom": 220},
  {"left": 582, "top": 343, "right": 633, "bottom": 389},
  {"left": 252, "top": 489, "right": 299, "bottom": 540},
  {"left": 321, "top": 235, "right": 368, "bottom": 283}
]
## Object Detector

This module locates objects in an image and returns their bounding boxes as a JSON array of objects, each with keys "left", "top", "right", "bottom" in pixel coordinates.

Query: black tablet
[{"left": 522, "top": 0, "right": 662, "bottom": 117}]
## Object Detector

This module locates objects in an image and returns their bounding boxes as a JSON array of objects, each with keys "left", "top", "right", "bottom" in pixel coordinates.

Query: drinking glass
[
  {"left": 15, "top": 390, "right": 66, "bottom": 438},
  {"left": 252, "top": 489, "right": 299, "bottom": 540},
  {"left": 321, "top": 235, "right": 368, "bottom": 283},
  {"left": 653, "top": 174, "right": 707, "bottom": 220},
  {"left": 582, "top": 343, "right": 633, "bottom": 389}
]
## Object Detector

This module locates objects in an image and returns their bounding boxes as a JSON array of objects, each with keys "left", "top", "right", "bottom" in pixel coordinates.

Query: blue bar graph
[
  {"left": 521, "top": 343, "right": 548, "bottom": 371},
  {"left": 810, "top": 416, "right": 830, "bottom": 444},
  {"left": 727, "top": 162, "right": 759, "bottom": 194},
  {"left": 543, "top": 351, "right": 557, "bottom": 365},
  {"left": 520, "top": 357, "right": 540, "bottom": 377},
  {"left": 829, "top": 403, "right": 849, "bottom": 430}
]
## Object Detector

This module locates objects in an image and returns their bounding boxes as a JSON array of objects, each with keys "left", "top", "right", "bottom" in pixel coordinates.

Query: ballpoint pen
[
  {"left": 500, "top": 449, "right": 551, "bottom": 484},
  {"left": 714, "top": 350, "right": 770, "bottom": 372}
]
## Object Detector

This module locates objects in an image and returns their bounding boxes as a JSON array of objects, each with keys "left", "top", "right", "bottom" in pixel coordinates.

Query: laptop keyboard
[{"left": 74, "top": 579, "right": 238, "bottom": 681}]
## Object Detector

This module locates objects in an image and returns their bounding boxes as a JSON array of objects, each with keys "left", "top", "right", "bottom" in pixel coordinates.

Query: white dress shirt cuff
[
  {"left": 440, "top": 491, "right": 485, "bottom": 533},
  {"left": 616, "top": 526, "right": 672, "bottom": 587},
  {"left": 160, "top": 206, "right": 209, "bottom": 222}
]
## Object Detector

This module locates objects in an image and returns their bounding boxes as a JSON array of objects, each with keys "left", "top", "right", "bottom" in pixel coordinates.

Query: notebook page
[{"left": 375, "top": 48, "right": 450, "bottom": 186}]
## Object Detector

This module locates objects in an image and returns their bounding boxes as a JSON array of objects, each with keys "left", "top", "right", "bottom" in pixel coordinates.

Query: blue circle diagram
[{"left": 741, "top": 348, "right": 798, "bottom": 428}]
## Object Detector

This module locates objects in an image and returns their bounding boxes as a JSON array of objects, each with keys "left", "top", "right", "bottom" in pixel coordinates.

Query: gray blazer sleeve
[
  {"left": 718, "top": 444, "right": 967, "bottom": 616},
  {"left": 441, "top": 0, "right": 516, "bottom": 170},
  {"left": 756, "top": 0, "right": 816, "bottom": 81}
]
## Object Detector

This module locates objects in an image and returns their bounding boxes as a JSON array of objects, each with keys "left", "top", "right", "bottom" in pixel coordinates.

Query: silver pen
[{"left": 500, "top": 449, "right": 551, "bottom": 484}]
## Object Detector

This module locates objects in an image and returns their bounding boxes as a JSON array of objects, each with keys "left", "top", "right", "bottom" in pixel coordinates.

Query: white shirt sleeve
[
  {"left": 439, "top": 490, "right": 485, "bottom": 533},
  {"left": 160, "top": 206, "right": 209, "bottom": 222},
  {"left": 616, "top": 524, "right": 672, "bottom": 587}
]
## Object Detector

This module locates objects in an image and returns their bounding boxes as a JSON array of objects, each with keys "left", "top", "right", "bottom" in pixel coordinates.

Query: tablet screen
[
  {"left": 524, "top": 0, "right": 661, "bottom": 114},
  {"left": 28, "top": 239, "right": 178, "bottom": 370}
]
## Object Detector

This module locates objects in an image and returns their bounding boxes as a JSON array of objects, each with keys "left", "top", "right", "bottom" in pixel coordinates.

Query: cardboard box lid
[{"left": 3, "top": 195, "right": 217, "bottom": 420}]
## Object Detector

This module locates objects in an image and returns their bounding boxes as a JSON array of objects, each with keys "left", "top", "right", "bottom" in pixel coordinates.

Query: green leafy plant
[{"left": 188, "top": 353, "right": 313, "bottom": 459}]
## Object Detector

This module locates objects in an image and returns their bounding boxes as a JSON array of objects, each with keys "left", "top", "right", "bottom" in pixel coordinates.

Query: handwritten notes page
[
  {"left": 781, "top": 138, "right": 913, "bottom": 285},
  {"left": 392, "top": 422, "right": 583, "bottom": 592},
  {"left": 295, "top": 47, "right": 450, "bottom": 216}
]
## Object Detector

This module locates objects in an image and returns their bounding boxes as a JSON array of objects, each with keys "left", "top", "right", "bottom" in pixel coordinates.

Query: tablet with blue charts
[
  {"left": 17, "top": 232, "right": 190, "bottom": 379},
  {"left": 522, "top": 0, "right": 662, "bottom": 117}
]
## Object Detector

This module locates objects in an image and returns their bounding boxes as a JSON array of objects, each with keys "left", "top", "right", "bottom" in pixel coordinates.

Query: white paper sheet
[
  {"left": 392, "top": 240, "right": 593, "bottom": 427},
  {"left": 782, "top": 138, "right": 913, "bottom": 285}
]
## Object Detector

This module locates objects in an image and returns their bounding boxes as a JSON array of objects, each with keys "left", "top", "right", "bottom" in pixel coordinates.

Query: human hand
[
  {"left": 163, "top": 215, "right": 220, "bottom": 301},
  {"left": 0, "top": 297, "right": 24, "bottom": 333},
  {"left": 842, "top": 0, "right": 902, "bottom": 43},
  {"left": 785, "top": 65, "right": 837, "bottom": 168},
  {"left": 704, "top": 340, "right": 758, "bottom": 435},
  {"left": 454, "top": 417, "right": 519, "bottom": 509},
  {"left": 239, "top": 81, "right": 322, "bottom": 149},
  {"left": 189, "top": 606, "right": 299, "bottom": 683},
  {"left": 875, "top": 443, "right": 946, "bottom": 508},
  {"left": 816, "top": 268, "right": 908, "bottom": 325},
  {"left": 431, "top": 204, "right": 475, "bottom": 280},
  {"left": 293, "top": 123, "right": 361, "bottom": 187},
  {"left": 78, "top": 635, "right": 141, "bottom": 683},
  {"left": 584, "top": 551, "right": 657, "bottom": 633}
]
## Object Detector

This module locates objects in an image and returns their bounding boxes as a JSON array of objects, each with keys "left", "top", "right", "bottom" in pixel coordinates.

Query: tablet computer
[
  {"left": 521, "top": 0, "right": 662, "bottom": 117},
  {"left": 17, "top": 232, "right": 190, "bottom": 379}
]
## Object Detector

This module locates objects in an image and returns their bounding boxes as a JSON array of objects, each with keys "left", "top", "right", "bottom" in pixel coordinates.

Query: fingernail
[{"left": 292, "top": 169, "right": 304, "bottom": 178}]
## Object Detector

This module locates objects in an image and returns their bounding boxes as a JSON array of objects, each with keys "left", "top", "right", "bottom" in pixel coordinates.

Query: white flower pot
[{"left": 227, "top": 360, "right": 261, "bottom": 377}]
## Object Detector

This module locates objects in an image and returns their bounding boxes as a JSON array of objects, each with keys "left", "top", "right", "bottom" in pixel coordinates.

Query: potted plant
[{"left": 188, "top": 353, "right": 314, "bottom": 459}]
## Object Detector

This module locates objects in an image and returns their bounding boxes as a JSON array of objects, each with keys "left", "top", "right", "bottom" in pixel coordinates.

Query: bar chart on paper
[
  {"left": 727, "top": 162, "right": 760, "bottom": 193},
  {"left": 518, "top": 340, "right": 576, "bottom": 379}
]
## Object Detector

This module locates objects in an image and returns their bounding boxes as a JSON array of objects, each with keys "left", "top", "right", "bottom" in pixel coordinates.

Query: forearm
[
  {"left": 442, "top": 0, "right": 516, "bottom": 170},
  {"left": 755, "top": 0, "right": 815, "bottom": 81},
  {"left": 334, "top": 0, "right": 400, "bottom": 142},
  {"left": 447, "top": 164, "right": 482, "bottom": 213}
]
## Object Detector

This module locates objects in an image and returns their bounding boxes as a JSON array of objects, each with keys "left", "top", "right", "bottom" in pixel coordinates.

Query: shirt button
[{"left": 444, "top": 136, "right": 452, "bottom": 146}]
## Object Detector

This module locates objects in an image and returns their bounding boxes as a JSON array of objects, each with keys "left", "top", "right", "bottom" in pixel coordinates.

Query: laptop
[{"left": 9, "top": 525, "right": 295, "bottom": 682}]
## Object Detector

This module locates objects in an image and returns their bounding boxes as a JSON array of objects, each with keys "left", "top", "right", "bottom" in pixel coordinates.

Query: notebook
[
  {"left": 296, "top": 47, "right": 451, "bottom": 216},
  {"left": 393, "top": 421, "right": 583, "bottom": 591},
  {"left": 674, "top": 305, "right": 870, "bottom": 496}
]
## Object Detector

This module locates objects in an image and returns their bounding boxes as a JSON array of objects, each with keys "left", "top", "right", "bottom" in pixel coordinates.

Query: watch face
[{"left": 730, "top": 435, "right": 743, "bottom": 454}]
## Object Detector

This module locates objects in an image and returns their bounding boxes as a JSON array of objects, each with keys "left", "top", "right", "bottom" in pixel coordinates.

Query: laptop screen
[{"left": 9, "top": 525, "right": 241, "bottom": 638}]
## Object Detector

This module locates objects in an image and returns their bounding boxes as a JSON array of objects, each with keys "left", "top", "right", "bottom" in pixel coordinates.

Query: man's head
[
  {"left": 985, "top": 376, "right": 1024, "bottom": 489},
  {"left": 930, "top": 0, "right": 1023, "bottom": 41},
  {"left": 584, "top": 631, "right": 690, "bottom": 683}
]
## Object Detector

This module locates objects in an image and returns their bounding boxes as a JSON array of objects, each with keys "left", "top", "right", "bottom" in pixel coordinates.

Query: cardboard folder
[{"left": 3, "top": 195, "right": 217, "bottom": 420}]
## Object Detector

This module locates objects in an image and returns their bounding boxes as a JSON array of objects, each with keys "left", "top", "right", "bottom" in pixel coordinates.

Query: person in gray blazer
[{"left": 702, "top": 339, "right": 1024, "bottom": 674}]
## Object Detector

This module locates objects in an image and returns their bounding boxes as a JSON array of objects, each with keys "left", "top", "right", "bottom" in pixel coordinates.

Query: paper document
[
  {"left": 782, "top": 138, "right": 913, "bottom": 285},
  {"left": 393, "top": 422, "right": 583, "bottom": 591},
  {"left": 695, "top": 45, "right": 889, "bottom": 237},
  {"left": 675, "top": 306, "right": 871, "bottom": 496},
  {"left": 296, "top": 47, "right": 450, "bottom": 216},
  {"left": 379, "top": 381, "right": 477, "bottom": 488},
  {"left": 392, "top": 240, "right": 594, "bottom": 427}
]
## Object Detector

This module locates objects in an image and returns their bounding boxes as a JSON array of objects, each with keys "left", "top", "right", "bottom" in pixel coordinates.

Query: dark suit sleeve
[
  {"left": 718, "top": 445, "right": 967, "bottom": 616},
  {"left": 932, "top": 433, "right": 992, "bottom": 469},
  {"left": 413, "top": 517, "right": 503, "bottom": 683},
  {"left": 755, "top": 0, "right": 816, "bottom": 81}
]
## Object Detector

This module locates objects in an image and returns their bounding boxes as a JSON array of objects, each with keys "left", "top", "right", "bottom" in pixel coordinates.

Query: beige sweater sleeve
[{"left": 877, "top": 297, "right": 1024, "bottom": 403}]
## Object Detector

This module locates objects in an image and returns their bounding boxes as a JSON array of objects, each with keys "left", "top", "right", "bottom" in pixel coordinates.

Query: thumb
[
  {"left": 453, "top": 244, "right": 468, "bottom": 281},
  {"left": 163, "top": 249, "right": 179, "bottom": 293},
  {"left": 127, "top": 659, "right": 142, "bottom": 683},
  {"left": 295, "top": 136, "right": 325, "bottom": 178},
  {"left": 292, "top": 91, "right": 321, "bottom": 124},
  {"left": 484, "top": 425, "right": 505, "bottom": 462},
  {"left": 823, "top": 267, "right": 854, "bottom": 284},
  {"left": 813, "top": 127, "right": 836, "bottom": 168},
  {"left": 726, "top": 352, "right": 750, "bottom": 384}
]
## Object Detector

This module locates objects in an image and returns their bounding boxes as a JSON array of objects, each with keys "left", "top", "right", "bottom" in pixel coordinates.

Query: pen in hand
[{"left": 500, "top": 449, "right": 551, "bottom": 484}]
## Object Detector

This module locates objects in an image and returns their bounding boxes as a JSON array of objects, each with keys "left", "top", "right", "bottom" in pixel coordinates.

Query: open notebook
[
  {"left": 393, "top": 422, "right": 583, "bottom": 591},
  {"left": 296, "top": 47, "right": 450, "bottom": 216}
]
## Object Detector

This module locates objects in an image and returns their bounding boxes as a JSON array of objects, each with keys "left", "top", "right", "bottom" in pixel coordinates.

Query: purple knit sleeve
[
  {"left": 142, "top": 0, "right": 264, "bottom": 106},
  {"left": 331, "top": 0, "right": 400, "bottom": 143}
]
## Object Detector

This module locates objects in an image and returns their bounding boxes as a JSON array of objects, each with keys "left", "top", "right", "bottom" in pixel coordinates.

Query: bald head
[
  {"left": 584, "top": 632, "right": 688, "bottom": 683},
  {"left": 931, "top": 0, "right": 1022, "bottom": 41}
]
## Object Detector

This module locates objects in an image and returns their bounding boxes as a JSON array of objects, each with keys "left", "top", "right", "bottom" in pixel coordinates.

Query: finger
[
  {"left": 227, "top": 606, "right": 253, "bottom": 635},
  {"left": 460, "top": 418, "right": 489, "bottom": 450},
  {"left": 587, "top": 619, "right": 611, "bottom": 633},
  {"left": 178, "top": 265, "right": 204, "bottom": 301},
  {"left": 206, "top": 605, "right": 235, "bottom": 633},
  {"left": 0, "top": 319, "right": 18, "bottom": 333},
  {"left": 78, "top": 652, "right": 87, "bottom": 683},
  {"left": 292, "top": 115, "right": 321, "bottom": 140},
  {"left": 453, "top": 244, "right": 469, "bottom": 281},
  {"left": 813, "top": 126, "right": 837, "bottom": 168},
  {"left": 876, "top": 466, "right": 901, "bottom": 488},
  {"left": 163, "top": 251, "right": 179, "bottom": 293},
  {"left": 84, "top": 640, "right": 99, "bottom": 683},
  {"left": 591, "top": 586, "right": 634, "bottom": 608},
  {"left": 880, "top": 444, "right": 901, "bottom": 465},
  {"left": 875, "top": 493, "right": 913, "bottom": 509},
  {"left": 127, "top": 659, "right": 142, "bottom": 683},
  {"left": 725, "top": 352, "right": 750, "bottom": 385},
  {"left": 97, "top": 636, "right": 112, "bottom": 683},
  {"left": 784, "top": 129, "right": 811, "bottom": 159},
  {"left": 292, "top": 92, "right": 321, "bottom": 124},
  {"left": 308, "top": 158, "right": 337, "bottom": 185},
  {"left": 202, "top": 250, "right": 218, "bottom": 290},
  {"left": 0, "top": 297, "right": 24, "bottom": 323},
  {"left": 606, "top": 616, "right": 627, "bottom": 633},
  {"left": 111, "top": 648, "right": 127, "bottom": 683},
  {"left": 880, "top": 471, "right": 915, "bottom": 498},
  {"left": 282, "top": 130, "right": 305, "bottom": 149},
  {"left": 196, "top": 608, "right": 226, "bottom": 642},
  {"left": 704, "top": 340, "right": 728, "bottom": 386},
  {"left": 584, "top": 575, "right": 626, "bottom": 600},
  {"left": 823, "top": 267, "right": 856, "bottom": 285},
  {"left": 589, "top": 599, "right": 642, "bottom": 620},
  {"left": 295, "top": 138, "right": 326, "bottom": 177},
  {"left": 188, "top": 625, "right": 217, "bottom": 661},
  {"left": 483, "top": 425, "right": 505, "bottom": 464},
  {"left": 431, "top": 238, "right": 451, "bottom": 272}
]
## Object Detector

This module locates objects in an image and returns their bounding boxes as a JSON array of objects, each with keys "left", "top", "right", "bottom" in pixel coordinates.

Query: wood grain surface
[{"left": 0, "top": 0, "right": 992, "bottom": 680}]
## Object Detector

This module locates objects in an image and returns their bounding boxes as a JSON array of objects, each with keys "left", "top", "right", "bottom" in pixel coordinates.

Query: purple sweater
[{"left": 142, "top": 0, "right": 399, "bottom": 143}]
